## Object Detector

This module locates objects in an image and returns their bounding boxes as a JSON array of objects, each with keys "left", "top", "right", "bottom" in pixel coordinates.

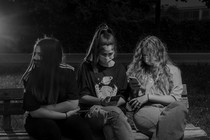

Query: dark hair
[
  {"left": 22, "top": 37, "right": 63, "bottom": 104},
  {"left": 84, "top": 23, "right": 117, "bottom": 72},
  {"left": 35, "top": 37, "right": 62, "bottom": 69}
]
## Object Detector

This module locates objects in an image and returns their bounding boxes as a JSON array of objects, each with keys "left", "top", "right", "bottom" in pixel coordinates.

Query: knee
[
  {"left": 170, "top": 101, "right": 188, "bottom": 114},
  {"left": 103, "top": 106, "right": 123, "bottom": 114},
  {"left": 106, "top": 110, "right": 128, "bottom": 126},
  {"left": 133, "top": 114, "right": 155, "bottom": 136},
  {"left": 133, "top": 113, "right": 155, "bottom": 129}
]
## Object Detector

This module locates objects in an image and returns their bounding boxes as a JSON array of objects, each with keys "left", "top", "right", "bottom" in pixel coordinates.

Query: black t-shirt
[
  {"left": 77, "top": 61, "right": 129, "bottom": 109},
  {"left": 23, "top": 63, "right": 79, "bottom": 112}
]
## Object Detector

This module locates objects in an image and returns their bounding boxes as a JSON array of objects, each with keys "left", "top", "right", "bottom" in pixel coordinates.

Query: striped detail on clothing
[{"left": 59, "top": 63, "right": 75, "bottom": 71}]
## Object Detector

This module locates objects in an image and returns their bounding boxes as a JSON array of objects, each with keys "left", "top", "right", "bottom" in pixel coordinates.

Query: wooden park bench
[{"left": 0, "top": 84, "right": 208, "bottom": 140}]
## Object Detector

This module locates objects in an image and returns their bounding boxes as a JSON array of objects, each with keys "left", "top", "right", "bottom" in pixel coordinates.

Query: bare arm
[
  {"left": 29, "top": 107, "right": 79, "bottom": 119},
  {"left": 146, "top": 65, "right": 182, "bottom": 105},
  {"left": 29, "top": 108, "right": 66, "bottom": 119},
  {"left": 81, "top": 95, "right": 126, "bottom": 107},
  {"left": 80, "top": 95, "right": 101, "bottom": 105},
  {"left": 148, "top": 94, "right": 176, "bottom": 106},
  {"left": 117, "top": 97, "right": 126, "bottom": 106},
  {"left": 42, "top": 100, "right": 79, "bottom": 113}
]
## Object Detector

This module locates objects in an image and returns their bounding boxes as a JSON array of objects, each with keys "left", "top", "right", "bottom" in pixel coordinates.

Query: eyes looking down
[
  {"left": 142, "top": 48, "right": 160, "bottom": 67},
  {"left": 98, "top": 44, "right": 115, "bottom": 66}
]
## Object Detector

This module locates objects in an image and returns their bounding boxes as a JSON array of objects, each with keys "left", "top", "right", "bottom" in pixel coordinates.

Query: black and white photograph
[{"left": 0, "top": 0, "right": 210, "bottom": 140}]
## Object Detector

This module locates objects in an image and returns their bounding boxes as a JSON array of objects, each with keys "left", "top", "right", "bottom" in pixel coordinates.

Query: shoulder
[
  {"left": 59, "top": 63, "right": 75, "bottom": 71},
  {"left": 167, "top": 64, "right": 181, "bottom": 75}
]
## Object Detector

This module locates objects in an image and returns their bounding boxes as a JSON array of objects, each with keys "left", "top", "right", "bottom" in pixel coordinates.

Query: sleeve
[
  {"left": 65, "top": 69, "right": 79, "bottom": 100},
  {"left": 116, "top": 64, "right": 129, "bottom": 101},
  {"left": 77, "top": 62, "right": 94, "bottom": 97},
  {"left": 170, "top": 66, "right": 183, "bottom": 101},
  {"left": 23, "top": 91, "right": 41, "bottom": 111}
]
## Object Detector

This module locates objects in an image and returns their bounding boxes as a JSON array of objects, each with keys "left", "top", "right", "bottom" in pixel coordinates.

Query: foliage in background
[{"left": 0, "top": 0, "right": 210, "bottom": 53}]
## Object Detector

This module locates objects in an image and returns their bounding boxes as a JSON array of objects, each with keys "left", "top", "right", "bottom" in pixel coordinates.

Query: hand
[
  {"left": 129, "top": 78, "right": 140, "bottom": 91},
  {"left": 129, "top": 94, "right": 149, "bottom": 111},
  {"left": 129, "top": 77, "right": 143, "bottom": 98},
  {"left": 88, "top": 105, "right": 105, "bottom": 118},
  {"left": 100, "top": 96, "right": 111, "bottom": 106},
  {"left": 100, "top": 96, "right": 119, "bottom": 106},
  {"left": 66, "top": 107, "right": 80, "bottom": 118}
]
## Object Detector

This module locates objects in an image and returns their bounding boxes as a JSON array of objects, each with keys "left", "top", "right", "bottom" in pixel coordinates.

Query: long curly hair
[{"left": 127, "top": 36, "right": 174, "bottom": 94}]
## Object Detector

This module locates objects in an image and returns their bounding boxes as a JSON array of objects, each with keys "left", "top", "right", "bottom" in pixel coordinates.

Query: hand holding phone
[
  {"left": 101, "top": 96, "right": 120, "bottom": 106},
  {"left": 110, "top": 95, "right": 121, "bottom": 102},
  {"left": 129, "top": 76, "right": 140, "bottom": 90},
  {"left": 129, "top": 76, "right": 140, "bottom": 84}
]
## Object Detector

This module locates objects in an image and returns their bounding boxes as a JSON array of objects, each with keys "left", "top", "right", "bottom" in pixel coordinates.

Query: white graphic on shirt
[{"left": 95, "top": 76, "right": 118, "bottom": 99}]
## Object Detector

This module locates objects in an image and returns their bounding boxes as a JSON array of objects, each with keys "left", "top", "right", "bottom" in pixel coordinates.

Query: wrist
[{"left": 99, "top": 98, "right": 103, "bottom": 106}]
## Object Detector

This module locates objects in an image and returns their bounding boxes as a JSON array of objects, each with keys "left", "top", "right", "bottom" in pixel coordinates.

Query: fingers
[
  {"left": 104, "top": 96, "right": 111, "bottom": 102},
  {"left": 129, "top": 98, "right": 142, "bottom": 111},
  {"left": 129, "top": 99, "right": 140, "bottom": 109},
  {"left": 89, "top": 105, "right": 101, "bottom": 117}
]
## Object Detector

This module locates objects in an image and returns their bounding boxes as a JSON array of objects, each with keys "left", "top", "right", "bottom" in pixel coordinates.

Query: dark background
[{"left": 0, "top": 0, "right": 210, "bottom": 53}]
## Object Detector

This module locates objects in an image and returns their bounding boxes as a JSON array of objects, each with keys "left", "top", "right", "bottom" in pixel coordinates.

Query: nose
[{"left": 105, "top": 55, "right": 110, "bottom": 59}]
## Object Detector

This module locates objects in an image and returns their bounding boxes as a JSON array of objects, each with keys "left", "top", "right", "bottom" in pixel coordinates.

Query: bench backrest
[{"left": 0, "top": 84, "right": 188, "bottom": 131}]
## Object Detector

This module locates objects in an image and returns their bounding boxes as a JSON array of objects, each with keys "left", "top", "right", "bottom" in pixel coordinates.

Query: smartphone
[
  {"left": 110, "top": 95, "right": 121, "bottom": 102},
  {"left": 129, "top": 76, "right": 139, "bottom": 83}
]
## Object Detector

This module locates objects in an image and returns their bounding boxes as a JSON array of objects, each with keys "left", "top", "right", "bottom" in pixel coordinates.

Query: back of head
[
  {"left": 35, "top": 37, "right": 62, "bottom": 70},
  {"left": 22, "top": 37, "right": 63, "bottom": 104}
]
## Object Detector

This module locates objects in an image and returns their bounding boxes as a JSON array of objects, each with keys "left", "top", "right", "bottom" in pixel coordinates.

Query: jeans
[
  {"left": 133, "top": 101, "right": 188, "bottom": 140},
  {"left": 85, "top": 106, "right": 134, "bottom": 140}
]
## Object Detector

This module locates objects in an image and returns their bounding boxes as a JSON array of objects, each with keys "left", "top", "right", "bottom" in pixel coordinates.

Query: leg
[
  {"left": 133, "top": 106, "right": 162, "bottom": 139},
  {"left": 103, "top": 106, "right": 135, "bottom": 140},
  {"left": 157, "top": 101, "right": 188, "bottom": 140},
  {"left": 25, "top": 117, "right": 61, "bottom": 140},
  {"left": 103, "top": 125, "right": 115, "bottom": 140},
  {"left": 57, "top": 114, "right": 94, "bottom": 140},
  {"left": 85, "top": 112, "right": 105, "bottom": 140}
]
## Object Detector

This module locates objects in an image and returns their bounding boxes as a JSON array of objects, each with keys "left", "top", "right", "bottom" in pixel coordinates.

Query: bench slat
[
  {"left": 0, "top": 103, "right": 24, "bottom": 115},
  {"left": 0, "top": 88, "right": 24, "bottom": 100}
]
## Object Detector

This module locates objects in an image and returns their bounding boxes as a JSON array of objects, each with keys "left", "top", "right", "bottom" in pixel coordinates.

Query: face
[
  {"left": 142, "top": 48, "right": 159, "bottom": 67},
  {"left": 33, "top": 46, "right": 42, "bottom": 66},
  {"left": 98, "top": 45, "right": 115, "bottom": 66}
]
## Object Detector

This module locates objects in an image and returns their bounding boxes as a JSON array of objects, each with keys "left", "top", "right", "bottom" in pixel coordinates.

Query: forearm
[
  {"left": 29, "top": 108, "right": 66, "bottom": 119},
  {"left": 42, "top": 100, "right": 79, "bottom": 113},
  {"left": 148, "top": 94, "right": 176, "bottom": 105},
  {"left": 117, "top": 97, "right": 126, "bottom": 106},
  {"left": 80, "top": 95, "right": 101, "bottom": 105}
]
